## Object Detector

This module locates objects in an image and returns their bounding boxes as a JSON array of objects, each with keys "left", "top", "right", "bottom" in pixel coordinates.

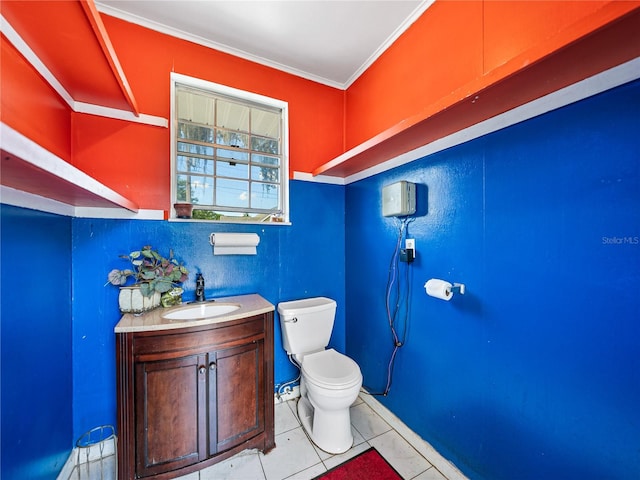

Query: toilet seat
[{"left": 302, "top": 349, "right": 361, "bottom": 390}]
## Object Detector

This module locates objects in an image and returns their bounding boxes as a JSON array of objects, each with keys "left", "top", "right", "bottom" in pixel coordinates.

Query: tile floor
[{"left": 68, "top": 394, "right": 459, "bottom": 480}]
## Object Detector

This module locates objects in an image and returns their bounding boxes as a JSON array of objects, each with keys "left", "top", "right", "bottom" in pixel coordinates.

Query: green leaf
[
  {"left": 130, "top": 251, "right": 141, "bottom": 259},
  {"left": 155, "top": 279, "right": 173, "bottom": 293},
  {"left": 140, "top": 271, "right": 155, "bottom": 280},
  {"left": 107, "top": 269, "right": 125, "bottom": 286},
  {"left": 139, "top": 283, "right": 151, "bottom": 297}
]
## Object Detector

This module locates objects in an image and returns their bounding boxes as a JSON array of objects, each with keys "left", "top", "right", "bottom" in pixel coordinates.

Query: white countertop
[{"left": 114, "top": 293, "right": 274, "bottom": 333}]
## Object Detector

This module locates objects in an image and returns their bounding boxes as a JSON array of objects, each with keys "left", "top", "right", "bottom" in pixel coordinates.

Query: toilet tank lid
[{"left": 277, "top": 297, "right": 336, "bottom": 316}]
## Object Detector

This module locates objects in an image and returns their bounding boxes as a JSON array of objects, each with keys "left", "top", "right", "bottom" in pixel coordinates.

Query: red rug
[{"left": 314, "top": 447, "right": 402, "bottom": 479}]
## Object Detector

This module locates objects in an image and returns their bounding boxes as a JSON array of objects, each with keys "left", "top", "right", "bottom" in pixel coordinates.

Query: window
[{"left": 171, "top": 73, "right": 288, "bottom": 222}]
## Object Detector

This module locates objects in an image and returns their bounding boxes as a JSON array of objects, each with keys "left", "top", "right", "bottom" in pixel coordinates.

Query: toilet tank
[{"left": 277, "top": 297, "right": 337, "bottom": 355}]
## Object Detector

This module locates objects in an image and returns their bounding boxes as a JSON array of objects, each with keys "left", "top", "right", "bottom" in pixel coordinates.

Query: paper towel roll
[
  {"left": 424, "top": 279, "right": 453, "bottom": 301},
  {"left": 209, "top": 233, "right": 260, "bottom": 255}
]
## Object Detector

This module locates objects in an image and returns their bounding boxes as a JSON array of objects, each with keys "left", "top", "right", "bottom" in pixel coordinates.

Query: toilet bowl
[
  {"left": 277, "top": 297, "right": 363, "bottom": 454},
  {"left": 297, "top": 349, "right": 362, "bottom": 454}
]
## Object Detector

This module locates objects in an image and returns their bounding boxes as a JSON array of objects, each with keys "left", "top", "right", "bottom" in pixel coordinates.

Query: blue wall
[
  {"left": 345, "top": 80, "right": 640, "bottom": 479},
  {"left": 70, "top": 179, "right": 345, "bottom": 440},
  {"left": 4, "top": 79, "right": 638, "bottom": 479},
  {"left": 0, "top": 180, "right": 344, "bottom": 477},
  {"left": 1, "top": 205, "right": 73, "bottom": 480}
]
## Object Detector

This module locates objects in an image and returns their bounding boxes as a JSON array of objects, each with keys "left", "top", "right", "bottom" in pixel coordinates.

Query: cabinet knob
[
  {"left": 209, "top": 362, "right": 216, "bottom": 371},
  {"left": 199, "top": 366, "right": 206, "bottom": 374}
]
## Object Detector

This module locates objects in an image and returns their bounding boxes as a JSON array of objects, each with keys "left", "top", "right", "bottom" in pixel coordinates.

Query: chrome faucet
[{"left": 195, "top": 273, "right": 206, "bottom": 302}]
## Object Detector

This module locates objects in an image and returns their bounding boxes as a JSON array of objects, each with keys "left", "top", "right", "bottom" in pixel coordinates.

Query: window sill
[{"left": 168, "top": 217, "right": 291, "bottom": 226}]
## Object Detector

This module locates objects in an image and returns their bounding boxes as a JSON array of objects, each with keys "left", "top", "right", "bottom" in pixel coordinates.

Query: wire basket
[{"left": 74, "top": 425, "right": 117, "bottom": 479}]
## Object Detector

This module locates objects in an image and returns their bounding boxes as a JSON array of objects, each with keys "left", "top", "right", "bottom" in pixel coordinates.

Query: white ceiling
[{"left": 95, "top": 0, "right": 433, "bottom": 89}]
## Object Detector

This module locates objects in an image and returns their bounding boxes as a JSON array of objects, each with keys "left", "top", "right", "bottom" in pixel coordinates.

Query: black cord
[{"left": 364, "top": 217, "right": 412, "bottom": 396}]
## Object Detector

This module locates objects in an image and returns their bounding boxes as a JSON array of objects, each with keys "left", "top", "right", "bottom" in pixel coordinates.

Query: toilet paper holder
[{"left": 424, "top": 278, "right": 466, "bottom": 301}]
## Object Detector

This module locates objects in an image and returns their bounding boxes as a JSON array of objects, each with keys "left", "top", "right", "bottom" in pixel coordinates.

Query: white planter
[{"left": 119, "top": 286, "right": 161, "bottom": 314}]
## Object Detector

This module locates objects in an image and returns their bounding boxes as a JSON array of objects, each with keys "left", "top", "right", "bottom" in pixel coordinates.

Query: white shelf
[{"left": 1, "top": 123, "right": 139, "bottom": 214}]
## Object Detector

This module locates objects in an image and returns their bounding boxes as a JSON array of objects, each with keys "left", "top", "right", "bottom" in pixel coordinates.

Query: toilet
[{"left": 277, "top": 297, "right": 362, "bottom": 454}]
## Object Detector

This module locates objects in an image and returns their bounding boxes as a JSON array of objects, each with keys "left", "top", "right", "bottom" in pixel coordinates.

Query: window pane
[
  {"left": 217, "top": 99, "right": 249, "bottom": 131},
  {"left": 251, "top": 135, "right": 279, "bottom": 154},
  {"left": 178, "top": 123, "right": 215, "bottom": 143},
  {"left": 190, "top": 176, "right": 214, "bottom": 205},
  {"left": 216, "top": 178, "right": 249, "bottom": 208},
  {"left": 251, "top": 153, "right": 279, "bottom": 166},
  {"left": 217, "top": 129, "right": 249, "bottom": 149},
  {"left": 251, "top": 183, "right": 279, "bottom": 210},
  {"left": 216, "top": 160, "right": 249, "bottom": 179},
  {"left": 217, "top": 147, "right": 249, "bottom": 162},
  {"left": 174, "top": 78, "right": 287, "bottom": 219},
  {"left": 210, "top": 211, "right": 272, "bottom": 222},
  {"left": 177, "top": 155, "right": 214, "bottom": 175},
  {"left": 177, "top": 90, "right": 214, "bottom": 125},
  {"left": 177, "top": 175, "right": 213, "bottom": 204},
  {"left": 192, "top": 209, "right": 222, "bottom": 221},
  {"left": 176, "top": 155, "right": 189, "bottom": 173},
  {"left": 251, "top": 109, "right": 279, "bottom": 138},
  {"left": 251, "top": 165, "right": 279, "bottom": 182},
  {"left": 176, "top": 175, "right": 189, "bottom": 202},
  {"left": 178, "top": 142, "right": 214, "bottom": 157}
]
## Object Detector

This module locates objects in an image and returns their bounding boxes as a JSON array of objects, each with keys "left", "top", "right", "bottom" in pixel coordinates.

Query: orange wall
[
  {"left": 70, "top": 15, "right": 345, "bottom": 210},
  {"left": 71, "top": 114, "right": 169, "bottom": 208},
  {"left": 482, "top": 1, "right": 608, "bottom": 74},
  {"left": 1, "top": 35, "right": 72, "bottom": 161},
  {"left": 345, "top": 1, "right": 483, "bottom": 151},
  {"left": 344, "top": 0, "right": 636, "bottom": 151},
  {"left": 4, "top": 0, "right": 639, "bottom": 210}
]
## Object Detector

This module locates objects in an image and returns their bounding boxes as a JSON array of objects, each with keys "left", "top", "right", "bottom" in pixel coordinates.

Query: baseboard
[
  {"left": 272, "top": 385, "right": 466, "bottom": 479},
  {"left": 59, "top": 390, "right": 461, "bottom": 479},
  {"left": 359, "top": 392, "right": 468, "bottom": 480}
]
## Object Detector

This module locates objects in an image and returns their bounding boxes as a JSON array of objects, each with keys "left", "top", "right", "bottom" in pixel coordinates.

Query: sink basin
[{"left": 162, "top": 303, "right": 241, "bottom": 321}]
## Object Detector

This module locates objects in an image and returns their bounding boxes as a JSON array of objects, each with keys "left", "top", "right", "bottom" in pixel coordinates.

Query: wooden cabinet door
[
  {"left": 210, "top": 340, "right": 265, "bottom": 454},
  {"left": 135, "top": 353, "right": 207, "bottom": 477}
]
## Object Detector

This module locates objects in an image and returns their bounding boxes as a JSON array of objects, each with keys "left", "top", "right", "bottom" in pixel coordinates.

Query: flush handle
[{"left": 284, "top": 317, "right": 298, "bottom": 323}]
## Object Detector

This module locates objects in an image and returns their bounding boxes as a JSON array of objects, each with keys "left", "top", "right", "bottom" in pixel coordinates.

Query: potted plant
[
  {"left": 106, "top": 245, "right": 189, "bottom": 313},
  {"left": 173, "top": 202, "right": 194, "bottom": 219}
]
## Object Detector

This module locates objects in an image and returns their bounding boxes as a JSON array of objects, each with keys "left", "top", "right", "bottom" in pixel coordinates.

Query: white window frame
[{"left": 170, "top": 72, "right": 289, "bottom": 223}]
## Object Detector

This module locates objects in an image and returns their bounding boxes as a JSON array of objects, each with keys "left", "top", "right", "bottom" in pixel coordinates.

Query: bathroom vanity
[{"left": 115, "top": 294, "right": 275, "bottom": 479}]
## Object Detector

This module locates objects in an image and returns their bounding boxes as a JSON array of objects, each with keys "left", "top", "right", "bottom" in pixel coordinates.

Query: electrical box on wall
[{"left": 382, "top": 181, "right": 416, "bottom": 217}]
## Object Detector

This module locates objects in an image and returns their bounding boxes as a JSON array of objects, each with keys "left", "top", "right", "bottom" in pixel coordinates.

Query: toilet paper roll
[{"left": 424, "top": 279, "right": 453, "bottom": 301}]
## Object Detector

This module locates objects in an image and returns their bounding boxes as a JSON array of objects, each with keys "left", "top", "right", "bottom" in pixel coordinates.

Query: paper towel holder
[{"left": 209, "top": 232, "right": 260, "bottom": 255}]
